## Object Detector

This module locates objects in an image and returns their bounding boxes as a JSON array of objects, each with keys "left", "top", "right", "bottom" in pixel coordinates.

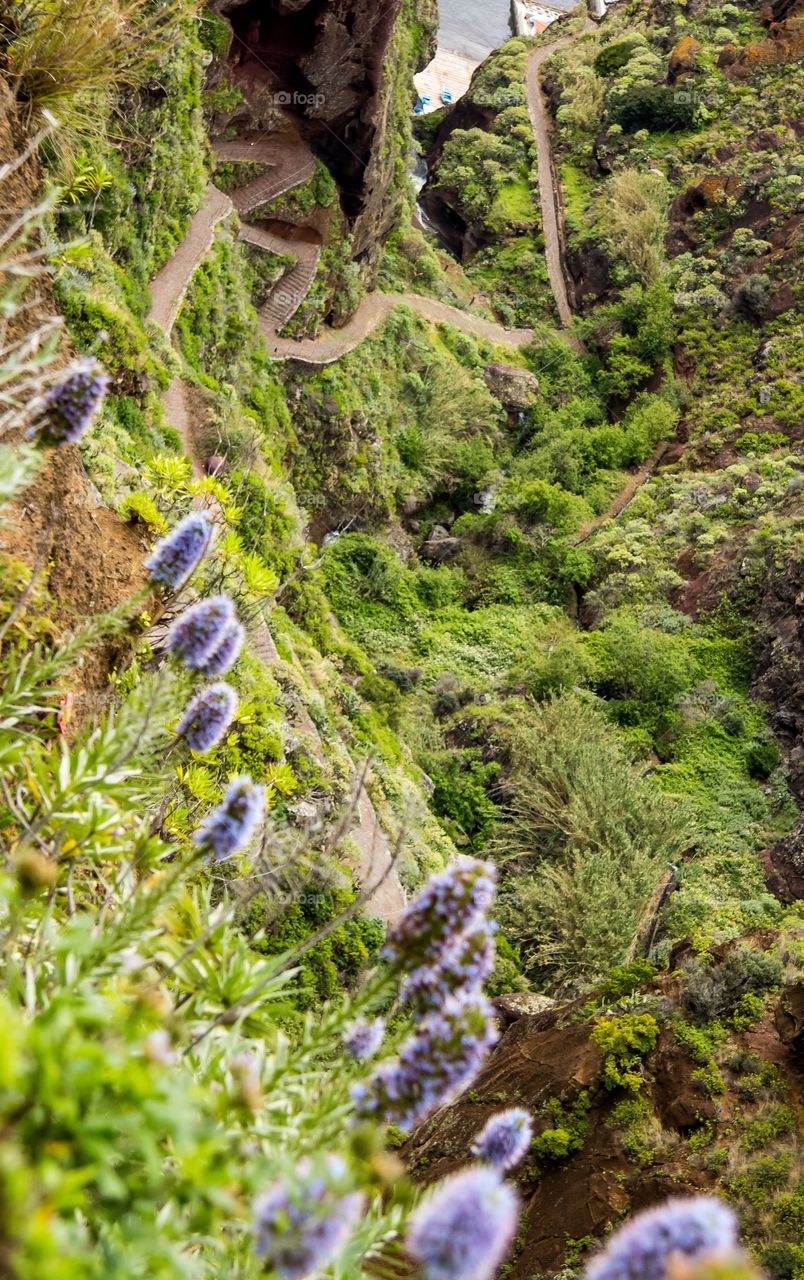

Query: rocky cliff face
[
  {"left": 404, "top": 933, "right": 803, "bottom": 1279},
  {"left": 216, "top": 0, "right": 435, "bottom": 265}
]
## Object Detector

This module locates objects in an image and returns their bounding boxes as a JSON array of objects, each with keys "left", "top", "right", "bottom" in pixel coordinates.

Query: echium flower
[
  {"left": 471, "top": 1108, "right": 533, "bottom": 1173},
  {"left": 196, "top": 620, "right": 245, "bottom": 677},
  {"left": 145, "top": 512, "right": 214, "bottom": 590},
  {"left": 401, "top": 918, "right": 496, "bottom": 1017},
  {"left": 383, "top": 856, "right": 497, "bottom": 975},
  {"left": 587, "top": 1196, "right": 738, "bottom": 1280},
  {"left": 351, "top": 989, "right": 498, "bottom": 1131},
  {"left": 253, "top": 1154, "right": 365, "bottom": 1280},
  {"left": 176, "top": 683, "right": 237, "bottom": 753},
  {"left": 37, "top": 358, "right": 109, "bottom": 446},
  {"left": 167, "top": 595, "right": 235, "bottom": 671},
  {"left": 407, "top": 1166, "right": 519, "bottom": 1280},
  {"left": 193, "top": 775, "right": 265, "bottom": 861},
  {"left": 343, "top": 1018, "right": 385, "bottom": 1062}
]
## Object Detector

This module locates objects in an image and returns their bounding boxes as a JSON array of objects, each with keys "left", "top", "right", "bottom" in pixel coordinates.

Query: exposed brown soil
[{"left": 0, "top": 447, "right": 150, "bottom": 721}]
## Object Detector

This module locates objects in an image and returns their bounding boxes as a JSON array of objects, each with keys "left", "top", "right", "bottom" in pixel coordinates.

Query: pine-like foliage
[{"left": 496, "top": 695, "right": 694, "bottom": 993}]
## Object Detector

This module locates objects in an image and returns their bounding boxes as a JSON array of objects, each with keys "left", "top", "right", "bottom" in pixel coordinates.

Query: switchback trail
[{"left": 148, "top": 198, "right": 406, "bottom": 922}]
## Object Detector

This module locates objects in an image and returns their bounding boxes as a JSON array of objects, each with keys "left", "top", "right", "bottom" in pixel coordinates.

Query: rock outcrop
[{"left": 483, "top": 363, "right": 540, "bottom": 412}]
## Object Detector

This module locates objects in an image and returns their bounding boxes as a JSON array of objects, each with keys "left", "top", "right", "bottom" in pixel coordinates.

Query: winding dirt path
[
  {"left": 148, "top": 178, "right": 406, "bottom": 921},
  {"left": 572, "top": 443, "right": 669, "bottom": 544},
  {"left": 526, "top": 19, "right": 595, "bottom": 332}
]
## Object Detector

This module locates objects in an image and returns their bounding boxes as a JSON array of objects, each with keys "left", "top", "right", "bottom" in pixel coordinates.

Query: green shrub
[
  {"left": 682, "top": 947, "right": 783, "bottom": 1023},
  {"left": 594, "top": 39, "right": 642, "bottom": 76},
  {"left": 611, "top": 84, "right": 698, "bottom": 133},
  {"left": 498, "top": 695, "right": 693, "bottom": 993},
  {"left": 598, "top": 959, "right": 659, "bottom": 1003},
  {"left": 591, "top": 1013, "right": 660, "bottom": 1092}
]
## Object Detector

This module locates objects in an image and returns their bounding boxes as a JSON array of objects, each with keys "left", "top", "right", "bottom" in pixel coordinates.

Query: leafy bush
[
  {"left": 682, "top": 947, "right": 783, "bottom": 1023},
  {"left": 594, "top": 39, "right": 643, "bottom": 76},
  {"left": 591, "top": 1013, "right": 660, "bottom": 1091},
  {"left": 610, "top": 84, "right": 698, "bottom": 133}
]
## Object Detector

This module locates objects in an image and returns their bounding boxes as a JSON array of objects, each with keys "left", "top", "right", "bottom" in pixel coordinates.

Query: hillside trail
[
  {"left": 571, "top": 443, "right": 670, "bottom": 544},
  {"left": 526, "top": 18, "right": 595, "bottom": 340},
  {"left": 526, "top": 17, "right": 675, "bottom": 521}
]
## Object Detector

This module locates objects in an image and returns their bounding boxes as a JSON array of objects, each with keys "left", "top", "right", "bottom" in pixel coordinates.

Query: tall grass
[{"left": 1, "top": 0, "right": 197, "bottom": 153}]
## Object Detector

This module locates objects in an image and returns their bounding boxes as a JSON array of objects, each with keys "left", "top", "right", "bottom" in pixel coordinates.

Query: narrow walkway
[
  {"left": 147, "top": 185, "right": 405, "bottom": 921},
  {"left": 240, "top": 223, "right": 322, "bottom": 331},
  {"left": 572, "top": 443, "right": 669, "bottom": 544},
  {"left": 267, "top": 293, "right": 533, "bottom": 364},
  {"left": 214, "top": 134, "right": 317, "bottom": 216},
  {"left": 149, "top": 184, "right": 233, "bottom": 335},
  {"left": 526, "top": 19, "right": 595, "bottom": 332}
]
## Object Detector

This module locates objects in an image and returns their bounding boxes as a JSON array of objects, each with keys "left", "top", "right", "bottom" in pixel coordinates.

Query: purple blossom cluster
[
  {"left": 401, "top": 918, "right": 496, "bottom": 1017},
  {"left": 587, "top": 1196, "right": 739, "bottom": 1280},
  {"left": 145, "top": 512, "right": 214, "bottom": 590},
  {"left": 193, "top": 776, "right": 265, "bottom": 861},
  {"left": 37, "top": 358, "right": 109, "bottom": 446},
  {"left": 196, "top": 619, "right": 244, "bottom": 677},
  {"left": 167, "top": 595, "right": 235, "bottom": 671},
  {"left": 253, "top": 1155, "right": 365, "bottom": 1280},
  {"left": 176, "top": 683, "right": 238, "bottom": 753},
  {"left": 343, "top": 1018, "right": 385, "bottom": 1062},
  {"left": 471, "top": 1108, "right": 533, "bottom": 1172},
  {"left": 351, "top": 990, "right": 498, "bottom": 1130},
  {"left": 383, "top": 856, "right": 497, "bottom": 975},
  {"left": 407, "top": 1166, "right": 519, "bottom": 1280}
]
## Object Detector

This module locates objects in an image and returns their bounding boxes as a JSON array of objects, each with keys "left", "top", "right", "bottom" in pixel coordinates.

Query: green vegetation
[
  {"left": 591, "top": 1012, "right": 660, "bottom": 1092},
  {"left": 1, "top": 0, "right": 802, "bottom": 1271}
]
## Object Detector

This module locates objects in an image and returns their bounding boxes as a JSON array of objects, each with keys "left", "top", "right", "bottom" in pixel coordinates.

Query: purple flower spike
[
  {"left": 587, "top": 1196, "right": 739, "bottom": 1280},
  {"left": 196, "top": 620, "right": 245, "bottom": 677},
  {"left": 351, "top": 989, "right": 498, "bottom": 1131},
  {"left": 253, "top": 1154, "right": 365, "bottom": 1280},
  {"left": 343, "top": 1018, "right": 385, "bottom": 1062},
  {"left": 167, "top": 595, "right": 235, "bottom": 671},
  {"left": 145, "top": 512, "right": 214, "bottom": 590},
  {"left": 177, "top": 683, "right": 238, "bottom": 753},
  {"left": 193, "top": 775, "right": 265, "bottom": 861},
  {"left": 407, "top": 1166, "right": 519, "bottom": 1280},
  {"left": 37, "top": 358, "right": 109, "bottom": 446},
  {"left": 402, "top": 918, "right": 496, "bottom": 1017},
  {"left": 383, "top": 856, "right": 497, "bottom": 976},
  {"left": 472, "top": 1108, "right": 533, "bottom": 1172}
]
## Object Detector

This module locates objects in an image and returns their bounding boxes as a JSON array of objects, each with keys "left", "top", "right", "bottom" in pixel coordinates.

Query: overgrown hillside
[{"left": 0, "top": 0, "right": 801, "bottom": 1275}]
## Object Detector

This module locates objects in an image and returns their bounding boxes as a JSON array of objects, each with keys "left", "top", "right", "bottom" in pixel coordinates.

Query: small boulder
[
  {"left": 494, "top": 992, "right": 556, "bottom": 1029},
  {"left": 668, "top": 35, "right": 702, "bottom": 82},
  {"left": 483, "top": 362, "right": 539, "bottom": 412},
  {"left": 420, "top": 524, "right": 462, "bottom": 563},
  {"left": 204, "top": 454, "right": 227, "bottom": 477}
]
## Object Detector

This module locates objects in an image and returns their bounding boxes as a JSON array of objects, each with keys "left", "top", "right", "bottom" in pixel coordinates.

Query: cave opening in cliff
[{"left": 227, "top": 0, "right": 330, "bottom": 101}]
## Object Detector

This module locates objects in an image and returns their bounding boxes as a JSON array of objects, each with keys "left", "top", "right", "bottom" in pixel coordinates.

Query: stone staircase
[{"left": 239, "top": 223, "right": 322, "bottom": 332}]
